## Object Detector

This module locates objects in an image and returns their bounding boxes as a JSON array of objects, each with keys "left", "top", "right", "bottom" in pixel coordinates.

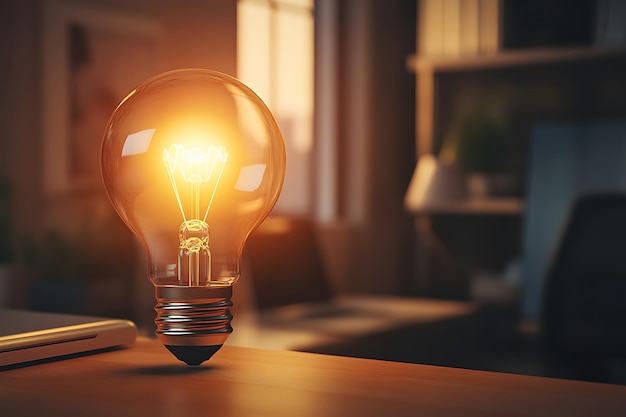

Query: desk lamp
[{"left": 101, "top": 69, "right": 286, "bottom": 365}]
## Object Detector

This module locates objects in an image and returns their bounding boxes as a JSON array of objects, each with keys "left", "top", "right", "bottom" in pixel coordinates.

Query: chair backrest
[
  {"left": 523, "top": 122, "right": 626, "bottom": 319},
  {"left": 244, "top": 217, "right": 334, "bottom": 310},
  {"left": 542, "top": 193, "right": 626, "bottom": 356}
]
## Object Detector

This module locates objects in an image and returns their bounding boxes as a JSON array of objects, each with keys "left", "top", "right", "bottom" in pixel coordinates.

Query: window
[{"left": 237, "top": 0, "right": 314, "bottom": 214}]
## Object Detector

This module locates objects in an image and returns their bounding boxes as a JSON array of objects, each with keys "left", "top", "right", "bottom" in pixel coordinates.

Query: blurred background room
[{"left": 2, "top": 0, "right": 626, "bottom": 385}]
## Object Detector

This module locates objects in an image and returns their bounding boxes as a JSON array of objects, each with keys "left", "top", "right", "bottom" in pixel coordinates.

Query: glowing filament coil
[
  {"left": 163, "top": 144, "right": 229, "bottom": 222},
  {"left": 163, "top": 144, "right": 229, "bottom": 285}
]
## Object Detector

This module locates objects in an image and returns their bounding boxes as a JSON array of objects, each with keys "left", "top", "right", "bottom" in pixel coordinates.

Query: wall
[
  {"left": 2, "top": 0, "right": 236, "bottom": 242},
  {"left": 2, "top": 0, "right": 43, "bottom": 242}
]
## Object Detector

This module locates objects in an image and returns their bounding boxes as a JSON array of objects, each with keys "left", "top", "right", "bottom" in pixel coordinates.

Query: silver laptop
[{"left": 0, "top": 309, "right": 137, "bottom": 367}]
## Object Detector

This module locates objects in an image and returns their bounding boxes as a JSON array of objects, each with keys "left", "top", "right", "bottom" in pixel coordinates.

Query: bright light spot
[
  {"left": 235, "top": 164, "right": 266, "bottom": 192},
  {"left": 163, "top": 144, "right": 228, "bottom": 184},
  {"left": 122, "top": 129, "right": 155, "bottom": 156},
  {"left": 163, "top": 144, "right": 229, "bottom": 222}
]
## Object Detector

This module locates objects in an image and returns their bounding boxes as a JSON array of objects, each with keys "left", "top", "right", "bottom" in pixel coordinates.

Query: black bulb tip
[{"left": 165, "top": 344, "right": 223, "bottom": 366}]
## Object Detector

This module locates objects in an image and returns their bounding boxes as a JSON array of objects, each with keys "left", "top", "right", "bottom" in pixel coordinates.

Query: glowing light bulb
[{"left": 101, "top": 69, "right": 286, "bottom": 365}]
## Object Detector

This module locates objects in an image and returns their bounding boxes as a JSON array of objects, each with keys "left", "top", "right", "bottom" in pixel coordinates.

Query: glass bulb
[{"left": 101, "top": 69, "right": 286, "bottom": 365}]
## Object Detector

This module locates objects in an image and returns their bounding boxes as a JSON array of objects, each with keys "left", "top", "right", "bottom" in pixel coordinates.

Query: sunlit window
[{"left": 237, "top": 0, "right": 314, "bottom": 214}]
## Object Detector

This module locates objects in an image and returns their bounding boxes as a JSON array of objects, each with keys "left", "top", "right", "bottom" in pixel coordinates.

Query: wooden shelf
[
  {"left": 410, "top": 198, "right": 524, "bottom": 215},
  {"left": 409, "top": 45, "right": 626, "bottom": 156},
  {"left": 407, "top": 46, "right": 626, "bottom": 74}
]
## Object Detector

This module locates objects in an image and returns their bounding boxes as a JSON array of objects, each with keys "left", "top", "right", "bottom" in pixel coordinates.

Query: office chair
[{"left": 542, "top": 193, "right": 626, "bottom": 382}]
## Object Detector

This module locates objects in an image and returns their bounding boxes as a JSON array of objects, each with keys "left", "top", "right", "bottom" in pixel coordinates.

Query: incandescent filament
[{"left": 163, "top": 144, "right": 228, "bottom": 286}]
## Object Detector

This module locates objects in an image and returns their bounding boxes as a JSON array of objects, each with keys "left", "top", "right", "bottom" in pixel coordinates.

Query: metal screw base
[{"left": 154, "top": 285, "right": 233, "bottom": 365}]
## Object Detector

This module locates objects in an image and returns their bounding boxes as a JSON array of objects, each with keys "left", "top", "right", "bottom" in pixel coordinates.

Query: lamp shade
[{"left": 404, "top": 154, "right": 467, "bottom": 212}]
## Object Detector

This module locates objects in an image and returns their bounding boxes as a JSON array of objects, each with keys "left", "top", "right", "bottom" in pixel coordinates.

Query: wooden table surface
[{"left": 1, "top": 337, "right": 626, "bottom": 417}]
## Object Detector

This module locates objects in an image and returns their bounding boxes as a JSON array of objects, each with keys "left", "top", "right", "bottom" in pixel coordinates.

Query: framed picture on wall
[{"left": 42, "top": 0, "right": 160, "bottom": 194}]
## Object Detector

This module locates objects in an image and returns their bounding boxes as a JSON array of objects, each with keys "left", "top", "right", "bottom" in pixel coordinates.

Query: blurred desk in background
[
  {"left": 227, "top": 295, "right": 478, "bottom": 367},
  {"left": 2, "top": 337, "right": 626, "bottom": 417}
]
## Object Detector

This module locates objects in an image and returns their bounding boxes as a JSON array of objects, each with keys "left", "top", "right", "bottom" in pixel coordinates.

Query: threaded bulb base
[{"left": 154, "top": 285, "right": 233, "bottom": 365}]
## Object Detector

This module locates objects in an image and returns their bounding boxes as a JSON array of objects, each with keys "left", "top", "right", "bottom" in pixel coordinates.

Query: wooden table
[{"left": 2, "top": 338, "right": 626, "bottom": 417}]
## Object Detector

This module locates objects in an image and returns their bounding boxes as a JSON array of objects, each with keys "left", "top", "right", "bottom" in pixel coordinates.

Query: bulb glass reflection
[{"left": 101, "top": 69, "right": 285, "bottom": 365}]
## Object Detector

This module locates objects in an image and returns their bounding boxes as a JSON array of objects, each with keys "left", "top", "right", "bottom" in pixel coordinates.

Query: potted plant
[
  {"left": 21, "top": 215, "right": 138, "bottom": 316},
  {"left": 440, "top": 108, "right": 516, "bottom": 198},
  {"left": 21, "top": 231, "right": 89, "bottom": 313}
]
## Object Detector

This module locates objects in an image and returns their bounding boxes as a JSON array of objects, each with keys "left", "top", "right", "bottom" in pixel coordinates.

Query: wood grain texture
[{"left": 1, "top": 337, "right": 626, "bottom": 417}]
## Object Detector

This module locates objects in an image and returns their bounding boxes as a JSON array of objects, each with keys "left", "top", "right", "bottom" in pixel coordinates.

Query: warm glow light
[
  {"left": 162, "top": 143, "right": 229, "bottom": 286},
  {"left": 163, "top": 144, "right": 228, "bottom": 221},
  {"left": 101, "top": 69, "right": 286, "bottom": 365}
]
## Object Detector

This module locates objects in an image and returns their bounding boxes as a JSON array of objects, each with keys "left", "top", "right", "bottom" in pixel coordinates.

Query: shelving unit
[
  {"left": 409, "top": 0, "right": 626, "bottom": 325},
  {"left": 408, "top": 45, "right": 626, "bottom": 216},
  {"left": 409, "top": 48, "right": 626, "bottom": 299},
  {"left": 409, "top": 45, "right": 626, "bottom": 158}
]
